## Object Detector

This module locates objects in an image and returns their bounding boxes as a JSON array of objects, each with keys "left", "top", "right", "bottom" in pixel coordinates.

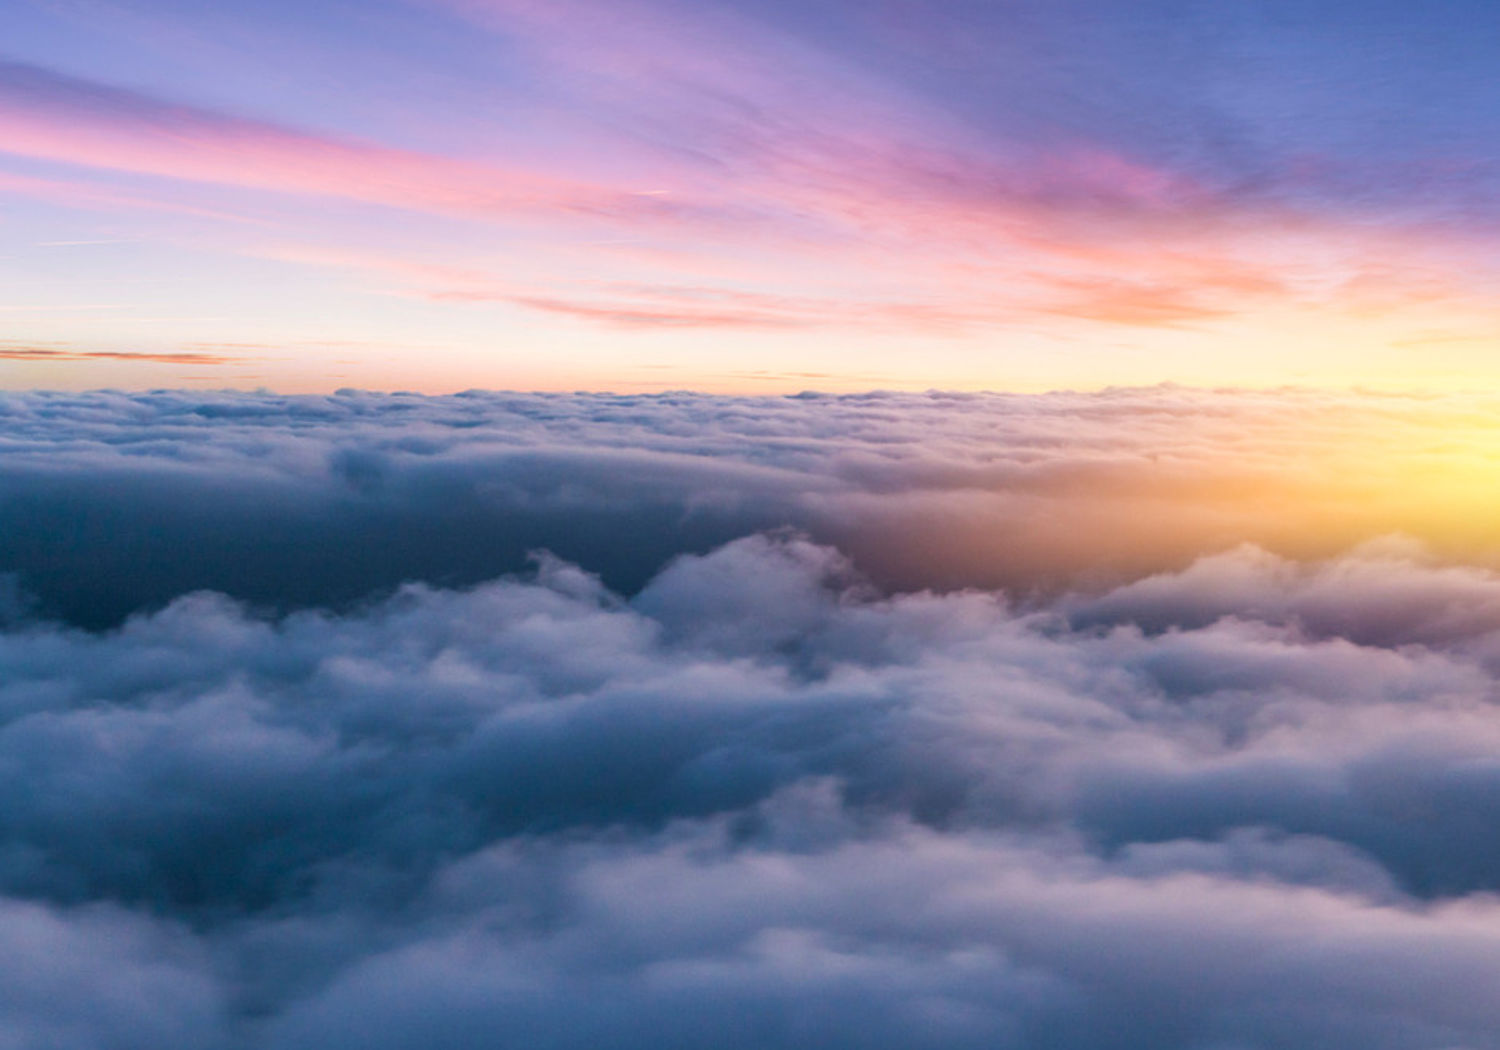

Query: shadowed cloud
[
  {"left": 3, "top": 525, "right": 1500, "bottom": 1046},
  {"left": 0, "top": 389, "right": 1499, "bottom": 1045},
  {"left": 5, "top": 386, "right": 1500, "bottom": 627}
]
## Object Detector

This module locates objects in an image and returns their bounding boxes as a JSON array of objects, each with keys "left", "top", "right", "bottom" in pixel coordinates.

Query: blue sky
[{"left": 2, "top": 0, "right": 1499, "bottom": 391}]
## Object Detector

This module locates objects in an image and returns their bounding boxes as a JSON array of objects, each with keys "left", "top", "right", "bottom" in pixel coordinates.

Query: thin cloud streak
[
  {"left": 0, "top": 60, "right": 673, "bottom": 226},
  {"left": 0, "top": 343, "right": 248, "bottom": 364}
]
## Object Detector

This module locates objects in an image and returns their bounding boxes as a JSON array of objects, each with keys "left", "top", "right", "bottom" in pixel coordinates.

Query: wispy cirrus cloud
[
  {"left": 5, "top": 0, "right": 1500, "bottom": 388},
  {"left": 0, "top": 60, "right": 678, "bottom": 226}
]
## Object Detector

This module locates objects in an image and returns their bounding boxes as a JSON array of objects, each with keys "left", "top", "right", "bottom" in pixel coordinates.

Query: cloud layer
[
  {"left": 5, "top": 529, "right": 1500, "bottom": 1047},
  {"left": 5, "top": 386, "right": 1500, "bottom": 626},
  {"left": 5, "top": 389, "right": 1500, "bottom": 1046}
]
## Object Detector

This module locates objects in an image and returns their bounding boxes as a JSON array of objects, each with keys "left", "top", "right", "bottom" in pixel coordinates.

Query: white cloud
[{"left": 1, "top": 525, "right": 1500, "bottom": 1044}]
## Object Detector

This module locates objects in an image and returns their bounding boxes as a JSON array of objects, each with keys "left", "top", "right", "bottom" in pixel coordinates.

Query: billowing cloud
[
  {"left": 4, "top": 527, "right": 1500, "bottom": 1046},
  {"left": 4, "top": 389, "right": 1500, "bottom": 1045},
  {"left": 5, "top": 386, "right": 1500, "bottom": 626}
]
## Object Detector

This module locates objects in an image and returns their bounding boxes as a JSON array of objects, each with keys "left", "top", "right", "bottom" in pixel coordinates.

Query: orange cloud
[{"left": 0, "top": 342, "right": 247, "bottom": 365}]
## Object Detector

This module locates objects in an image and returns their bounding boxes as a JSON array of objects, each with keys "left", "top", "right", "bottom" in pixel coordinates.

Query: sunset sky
[
  {"left": 5, "top": 0, "right": 1500, "bottom": 392},
  {"left": 13, "top": 7, "right": 1500, "bottom": 1049}
]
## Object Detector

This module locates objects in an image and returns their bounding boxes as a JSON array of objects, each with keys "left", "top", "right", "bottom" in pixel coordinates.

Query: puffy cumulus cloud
[
  {"left": 7, "top": 386, "right": 1500, "bottom": 627},
  {"left": 0, "top": 898, "right": 223, "bottom": 1049},
  {"left": 1072, "top": 537, "right": 1500, "bottom": 650},
  {"left": 5, "top": 533, "right": 1500, "bottom": 1045}
]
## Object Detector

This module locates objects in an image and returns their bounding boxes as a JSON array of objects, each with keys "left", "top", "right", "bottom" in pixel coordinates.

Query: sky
[
  {"left": 4, "top": 0, "right": 1500, "bottom": 392},
  {"left": 10, "top": 7, "right": 1500, "bottom": 1047}
]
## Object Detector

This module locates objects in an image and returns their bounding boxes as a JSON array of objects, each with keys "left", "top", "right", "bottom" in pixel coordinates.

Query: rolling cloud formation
[
  {"left": 5, "top": 389, "right": 1500, "bottom": 1047},
  {"left": 4, "top": 385, "right": 1500, "bottom": 625}
]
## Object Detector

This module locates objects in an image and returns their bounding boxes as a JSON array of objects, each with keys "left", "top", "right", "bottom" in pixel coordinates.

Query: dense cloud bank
[
  {"left": 5, "top": 386, "right": 1500, "bottom": 626},
  {"left": 6, "top": 531, "right": 1500, "bottom": 1046},
  {"left": 8, "top": 387, "right": 1500, "bottom": 1046}
]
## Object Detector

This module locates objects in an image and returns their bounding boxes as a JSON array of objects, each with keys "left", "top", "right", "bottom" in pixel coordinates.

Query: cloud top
[
  {"left": 5, "top": 388, "right": 1500, "bottom": 1045},
  {"left": 3, "top": 530, "right": 1500, "bottom": 1046},
  {"left": 4, "top": 386, "right": 1500, "bottom": 625}
]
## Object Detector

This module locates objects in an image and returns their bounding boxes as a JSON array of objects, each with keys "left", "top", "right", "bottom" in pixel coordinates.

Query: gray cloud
[
  {"left": 6, "top": 386, "right": 1500, "bottom": 627},
  {"left": 4, "top": 516, "right": 1500, "bottom": 1045}
]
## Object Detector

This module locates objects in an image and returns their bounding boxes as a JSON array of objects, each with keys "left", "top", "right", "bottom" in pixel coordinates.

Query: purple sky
[{"left": 3, "top": 0, "right": 1499, "bottom": 390}]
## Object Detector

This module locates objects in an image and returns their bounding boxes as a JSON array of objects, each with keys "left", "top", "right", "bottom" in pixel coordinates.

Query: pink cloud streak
[{"left": 0, "top": 61, "right": 671, "bottom": 225}]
